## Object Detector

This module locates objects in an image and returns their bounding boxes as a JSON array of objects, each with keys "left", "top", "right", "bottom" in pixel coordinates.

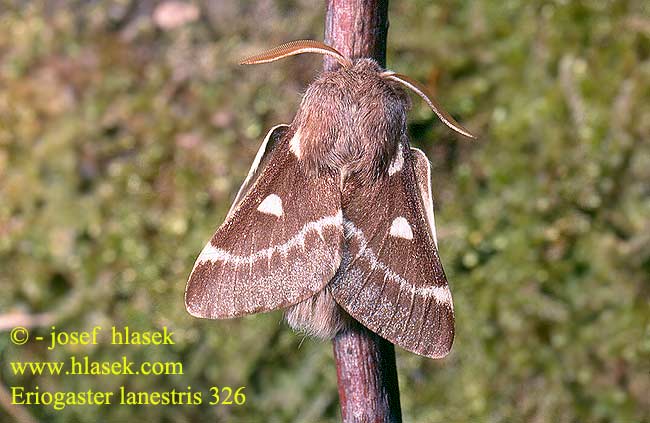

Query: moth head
[{"left": 240, "top": 40, "right": 475, "bottom": 139}]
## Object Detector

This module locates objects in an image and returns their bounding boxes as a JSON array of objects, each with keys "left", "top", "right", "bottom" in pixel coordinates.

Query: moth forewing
[
  {"left": 330, "top": 140, "right": 454, "bottom": 359},
  {"left": 185, "top": 130, "right": 345, "bottom": 319}
]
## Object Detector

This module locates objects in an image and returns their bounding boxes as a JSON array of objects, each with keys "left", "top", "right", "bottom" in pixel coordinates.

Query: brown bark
[
  {"left": 325, "top": 1, "right": 401, "bottom": 422},
  {"left": 324, "top": 0, "right": 389, "bottom": 70},
  {"left": 333, "top": 322, "right": 401, "bottom": 423}
]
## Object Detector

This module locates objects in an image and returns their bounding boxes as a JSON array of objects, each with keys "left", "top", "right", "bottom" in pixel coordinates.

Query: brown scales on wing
[{"left": 188, "top": 40, "right": 472, "bottom": 358}]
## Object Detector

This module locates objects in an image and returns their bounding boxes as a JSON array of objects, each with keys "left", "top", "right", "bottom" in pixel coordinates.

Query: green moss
[{"left": 1, "top": 1, "right": 648, "bottom": 422}]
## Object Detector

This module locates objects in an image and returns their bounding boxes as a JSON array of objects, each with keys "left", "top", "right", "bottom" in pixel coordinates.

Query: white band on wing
[
  {"left": 343, "top": 218, "right": 452, "bottom": 307},
  {"left": 193, "top": 211, "right": 343, "bottom": 268}
]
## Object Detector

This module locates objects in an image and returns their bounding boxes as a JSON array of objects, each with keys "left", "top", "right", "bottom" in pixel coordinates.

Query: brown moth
[{"left": 185, "top": 40, "right": 474, "bottom": 359}]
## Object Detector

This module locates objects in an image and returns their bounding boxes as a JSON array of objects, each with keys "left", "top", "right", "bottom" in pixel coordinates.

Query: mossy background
[{"left": 1, "top": 1, "right": 649, "bottom": 422}]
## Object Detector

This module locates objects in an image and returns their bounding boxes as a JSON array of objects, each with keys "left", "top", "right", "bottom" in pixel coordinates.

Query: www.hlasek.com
[{"left": 11, "top": 355, "right": 183, "bottom": 376}]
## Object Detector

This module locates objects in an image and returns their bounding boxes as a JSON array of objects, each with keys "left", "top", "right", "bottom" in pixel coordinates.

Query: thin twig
[
  {"left": 324, "top": 1, "right": 402, "bottom": 421},
  {"left": 559, "top": 54, "right": 587, "bottom": 136}
]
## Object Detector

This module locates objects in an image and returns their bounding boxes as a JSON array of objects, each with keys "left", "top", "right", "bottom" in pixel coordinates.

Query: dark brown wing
[
  {"left": 226, "top": 124, "right": 288, "bottom": 220},
  {"left": 331, "top": 141, "right": 454, "bottom": 359},
  {"left": 186, "top": 127, "right": 344, "bottom": 319}
]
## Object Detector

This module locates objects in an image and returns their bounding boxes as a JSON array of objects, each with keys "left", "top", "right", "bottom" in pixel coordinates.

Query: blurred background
[{"left": 1, "top": 1, "right": 649, "bottom": 422}]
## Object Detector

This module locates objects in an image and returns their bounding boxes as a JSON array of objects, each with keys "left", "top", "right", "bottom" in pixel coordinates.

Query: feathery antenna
[
  {"left": 240, "top": 40, "right": 352, "bottom": 68},
  {"left": 383, "top": 72, "right": 475, "bottom": 139}
]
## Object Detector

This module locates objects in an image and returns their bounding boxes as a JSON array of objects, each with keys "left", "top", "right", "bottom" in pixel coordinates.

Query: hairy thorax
[
  {"left": 290, "top": 59, "right": 410, "bottom": 179},
  {"left": 285, "top": 60, "right": 411, "bottom": 339}
]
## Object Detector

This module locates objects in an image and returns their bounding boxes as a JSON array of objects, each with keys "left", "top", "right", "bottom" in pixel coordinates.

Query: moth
[{"left": 185, "top": 40, "right": 474, "bottom": 359}]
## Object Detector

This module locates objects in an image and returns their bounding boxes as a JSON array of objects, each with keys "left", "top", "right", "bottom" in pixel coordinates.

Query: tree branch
[{"left": 324, "top": 1, "right": 402, "bottom": 422}]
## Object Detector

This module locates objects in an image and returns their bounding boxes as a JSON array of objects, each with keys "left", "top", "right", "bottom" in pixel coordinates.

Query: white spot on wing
[
  {"left": 226, "top": 124, "right": 288, "bottom": 221},
  {"left": 388, "top": 143, "right": 404, "bottom": 175},
  {"left": 390, "top": 216, "right": 413, "bottom": 240},
  {"left": 343, "top": 218, "right": 452, "bottom": 307},
  {"left": 289, "top": 129, "right": 301, "bottom": 158},
  {"left": 257, "top": 194, "right": 283, "bottom": 217}
]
